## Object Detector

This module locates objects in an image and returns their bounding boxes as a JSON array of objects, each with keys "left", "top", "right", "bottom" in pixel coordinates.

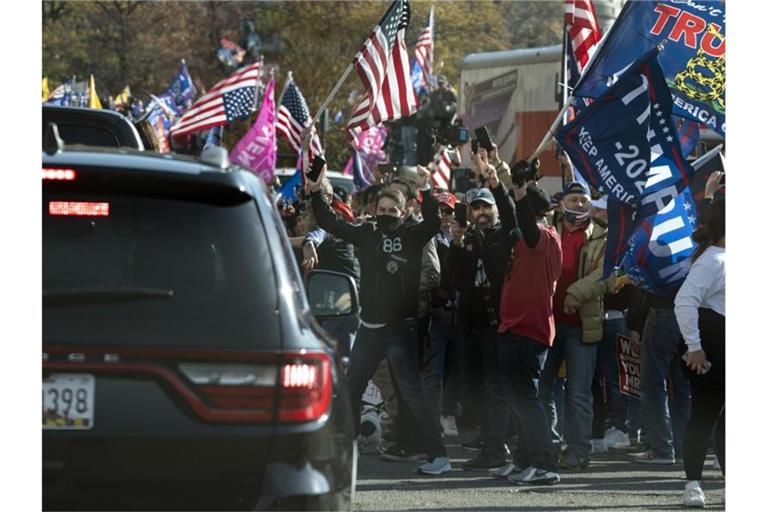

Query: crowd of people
[{"left": 278, "top": 126, "right": 725, "bottom": 507}]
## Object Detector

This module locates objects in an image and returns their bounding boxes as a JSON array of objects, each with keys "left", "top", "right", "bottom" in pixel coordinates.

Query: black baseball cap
[
  {"left": 562, "top": 181, "right": 589, "bottom": 197},
  {"left": 526, "top": 184, "right": 552, "bottom": 217}
]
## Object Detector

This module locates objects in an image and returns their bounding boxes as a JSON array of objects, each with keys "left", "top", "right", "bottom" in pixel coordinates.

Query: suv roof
[{"left": 43, "top": 105, "right": 144, "bottom": 150}]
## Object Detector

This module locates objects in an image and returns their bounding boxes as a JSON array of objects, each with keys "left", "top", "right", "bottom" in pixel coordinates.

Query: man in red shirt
[
  {"left": 539, "top": 181, "right": 613, "bottom": 470},
  {"left": 494, "top": 167, "right": 563, "bottom": 486}
]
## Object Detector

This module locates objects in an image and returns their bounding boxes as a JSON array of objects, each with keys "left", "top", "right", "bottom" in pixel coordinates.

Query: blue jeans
[
  {"left": 640, "top": 308, "right": 691, "bottom": 459},
  {"left": 320, "top": 314, "right": 359, "bottom": 360},
  {"left": 597, "top": 316, "right": 630, "bottom": 431},
  {"left": 438, "top": 309, "right": 463, "bottom": 417},
  {"left": 347, "top": 319, "right": 447, "bottom": 458},
  {"left": 420, "top": 314, "right": 447, "bottom": 445},
  {"left": 497, "top": 332, "right": 556, "bottom": 472},
  {"left": 540, "top": 323, "right": 598, "bottom": 460}
]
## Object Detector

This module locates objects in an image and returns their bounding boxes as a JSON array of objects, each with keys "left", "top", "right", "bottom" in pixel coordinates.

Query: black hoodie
[{"left": 311, "top": 189, "right": 440, "bottom": 324}]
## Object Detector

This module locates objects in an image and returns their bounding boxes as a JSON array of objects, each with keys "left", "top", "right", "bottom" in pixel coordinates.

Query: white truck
[{"left": 458, "top": 43, "right": 724, "bottom": 196}]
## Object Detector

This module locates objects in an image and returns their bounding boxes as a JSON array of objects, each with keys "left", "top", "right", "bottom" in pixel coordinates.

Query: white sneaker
[
  {"left": 604, "top": 427, "right": 631, "bottom": 449},
  {"left": 683, "top": 481, "right": 706, "bottom": 508},
  {"left": 440, "top": 415, "right": 459, "bottom": 437},
  {"left": 417, "top": 456, "right": 452, "bottom": 475},
  {"left": 508, "top": 466, "right": 560, "bottom": 486},
  {"left": 632, "top": 450, "right": 675, "bottom": 464},
  {"left": 489, "top": 463, "right": 524, "bottom": 479},
  {"left": 591, "top": 438, "right": 608, "bottom": 454}
]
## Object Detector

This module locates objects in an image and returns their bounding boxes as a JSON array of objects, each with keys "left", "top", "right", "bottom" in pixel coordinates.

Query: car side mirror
[{"left": 306, "top": 270, "right": 359, "bottom": 319}]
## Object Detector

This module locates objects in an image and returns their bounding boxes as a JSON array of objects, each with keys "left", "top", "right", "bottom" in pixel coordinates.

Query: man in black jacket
[
  {"left": 449, "top": 148, "right": 519, "bottom": 470},
  {"left": 306, "top": 161, "right": 451, "bottom": 475}
]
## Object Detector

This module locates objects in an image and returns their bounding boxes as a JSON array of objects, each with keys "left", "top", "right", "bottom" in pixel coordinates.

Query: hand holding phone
[
  {"left": 474, "top": 126, "right": 493, "bottom": 152},
  {"left": 306, "top": 155, "right": 326, "bottom": 183},
  {"left": 455, "top": 203, "right": 468, "bottom": 228}
]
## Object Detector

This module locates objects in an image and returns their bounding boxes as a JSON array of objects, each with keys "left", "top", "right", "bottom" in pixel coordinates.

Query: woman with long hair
[{"left": 674, "top": 198, "right": 725, "bottom": 508}]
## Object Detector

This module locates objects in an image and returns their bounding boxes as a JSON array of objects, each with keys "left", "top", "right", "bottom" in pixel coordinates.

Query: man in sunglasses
[{"left": 448, "top": 148, "right": 518, "bottom": 471}]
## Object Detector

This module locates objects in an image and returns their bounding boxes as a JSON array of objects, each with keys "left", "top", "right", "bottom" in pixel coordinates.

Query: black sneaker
[
  {"left": 380, "top": 444, "right": 419, "bottom": 462},
  {"left": 463, "top": 452, "right": 507, "bottom": 470},
  {"left": 557, "top": 452, "right": 590, "bottom": 470},
  {"left": 461, "top": 435, "right": 484, "bottom": 451}
]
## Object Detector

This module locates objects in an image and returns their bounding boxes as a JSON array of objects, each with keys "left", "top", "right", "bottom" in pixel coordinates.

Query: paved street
[{"left": 354, "top": 432, "right": 725, "bottom": 511}]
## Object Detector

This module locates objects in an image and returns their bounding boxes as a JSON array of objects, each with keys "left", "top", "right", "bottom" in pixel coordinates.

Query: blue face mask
[{"left": 562, "top": 206, "right": 591, "bottom": 227}]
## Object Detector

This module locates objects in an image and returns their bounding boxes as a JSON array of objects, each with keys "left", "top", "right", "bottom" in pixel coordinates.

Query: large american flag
[
  {"left": 565, "top": 0, "right": 602, "bottom": 77},
  {"left": 347, "top": 0, "right": 417, "bottom": 133},
  {"left": 431, "top": 146, "right": 451, "bottom": 190},
  {"left": 276, "top": 76, "right": 324, "bottom": 157},
  {"left": 170, "top": 62, "right": 261, "bottom": 138},
  {"left": 413, "top": 6, "right": 434, "bottom": 93}
]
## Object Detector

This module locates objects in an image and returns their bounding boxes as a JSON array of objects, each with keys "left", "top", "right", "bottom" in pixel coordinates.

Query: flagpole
[
  {"left": 559, "top": 21, "right": 568, "bottom": 189},
  {"left": 527, "top": 9, "right": 621, "bottom": 163},
  {"left": 250, "top": 54, "right": 265, "bottom": 128},
  {"left": 311, "top": 63, "right": 355, "bottom": 127}
]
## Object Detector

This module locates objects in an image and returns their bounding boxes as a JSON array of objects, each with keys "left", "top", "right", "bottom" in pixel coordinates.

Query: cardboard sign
[{"left": 617, "top": 334, "right": 641, "bottom": 398}]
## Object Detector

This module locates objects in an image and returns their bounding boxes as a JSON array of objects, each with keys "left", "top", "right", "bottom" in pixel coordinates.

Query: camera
[
  {"left": 511, "top": 158, "right": 540, "bottom": 187},
  {"left": 432, "top": 122, "right": 469, "bottom": 147}
]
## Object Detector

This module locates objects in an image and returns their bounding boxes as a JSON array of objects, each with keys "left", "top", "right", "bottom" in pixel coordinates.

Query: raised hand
[{"left": 416, "top": 164, "right": 431, "bottom": 189}]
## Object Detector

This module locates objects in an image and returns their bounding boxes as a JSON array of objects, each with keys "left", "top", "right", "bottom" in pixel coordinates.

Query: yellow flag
[
  {"left": 42, "top": 77, "right": 49, "bottom": 102},
  {"left": 88, "top": 74, "right": 102, "bottom": 109},
  {"left": 114, "top": 86, "right": 131, "bottom": 107}
]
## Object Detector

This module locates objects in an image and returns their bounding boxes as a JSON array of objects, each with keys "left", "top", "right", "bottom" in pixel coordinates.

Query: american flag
[
  {"left": 170, "top": 62, "right": 261, "bottom": 138},
  {"left": 431, "top": 146, "right": 451, "bottom": 190},
  {"left": 276, "top": 76, "right": 324, "bottom": 157},
  {"left": 565, "top": 0, "right": 602, "bottom": 77},
  {"left": 413, "top": 6, "right": 434, "bottom": 93},
  {"left": 347, "top": 0, "right": 417, "bottom": 133}
]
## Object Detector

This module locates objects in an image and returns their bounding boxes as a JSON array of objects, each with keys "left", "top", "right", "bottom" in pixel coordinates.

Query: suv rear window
[
  {"left": 43, "top": 192, "right": 279, "bottom": 348},
  {"left": 44, "top": 123, "right": 121, "bottom": 147}
]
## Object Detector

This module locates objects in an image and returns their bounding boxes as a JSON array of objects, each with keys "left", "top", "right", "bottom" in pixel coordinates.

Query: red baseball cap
[{"left": 434, "top": 191, "right": 457, "bottom": 210}]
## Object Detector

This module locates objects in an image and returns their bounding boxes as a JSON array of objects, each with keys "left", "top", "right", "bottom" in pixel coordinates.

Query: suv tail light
[
  {"left": 179, "top": 363, "right": 277, "bottom": 417},
  {"left": 278, "top": 351, "right": 332, "bottom": 422},
  {"left": 178, "top": 351, "right": 332, "bottom": 423}
]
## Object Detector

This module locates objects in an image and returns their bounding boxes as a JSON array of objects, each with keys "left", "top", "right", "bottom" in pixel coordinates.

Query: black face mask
[{"left": 376, "top": 214, "right": 402, "bottom": 232}]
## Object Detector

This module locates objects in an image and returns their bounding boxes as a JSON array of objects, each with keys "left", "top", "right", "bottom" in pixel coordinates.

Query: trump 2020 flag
[
  {"left": 161, "top": 60, "right": 198, "bottom": 114},
  {"left": 573, "top": 0, "right": 725, "bottom": 136},
  {"left": 556, "top": 48, "right": 695, "bottom": 223},
  {"left": 230, "top": 77, "right": 277, "bottom": 183},
  {"left": 621, "top": 187, "right": 697, "bottom": 294}
]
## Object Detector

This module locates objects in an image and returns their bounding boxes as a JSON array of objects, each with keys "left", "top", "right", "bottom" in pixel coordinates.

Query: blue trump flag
[
  {"left": 160, "top": 60, "right": 197, "bottom": 114},
  {"left": 573, "top": 0, "right": 725, "bottom": 136},
  {"left": 621, "top": 187, "right": 697, "bottom": 294},
  {"left": 556, "top": 48, "right": 695, "bottom": 224},
  {"left": 673, "top": 116, "right": 700, "bottom": 158},
  {"left": 411, "top": 60, "right": 428, "bottom": 99}
]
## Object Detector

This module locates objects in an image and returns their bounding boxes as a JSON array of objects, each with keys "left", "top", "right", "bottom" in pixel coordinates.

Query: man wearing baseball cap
[
  {"left": 538, "top": 181, "right": 616, "bottom": 470},
  {"left": 448, "top": 156, "right": 523, "bottom": 471}
]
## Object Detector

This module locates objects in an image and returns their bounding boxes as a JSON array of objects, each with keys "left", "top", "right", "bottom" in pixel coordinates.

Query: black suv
[
  {"left": 43, "top": 105, "right": 144, "bottom": 150},
  {"left": 43, "top": 145, "right": 357, "bottom": 511}
]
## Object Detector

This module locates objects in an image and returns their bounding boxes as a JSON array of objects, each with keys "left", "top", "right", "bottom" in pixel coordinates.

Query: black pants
[
  {"left": 682, "top": 308, "right": 725, "bottom": 481},
  {"left": 683, "top": 384, "right": 724, "bottom": 480},
  {"left": 497, "top": 332, "right": 557, "bottom": 472}
]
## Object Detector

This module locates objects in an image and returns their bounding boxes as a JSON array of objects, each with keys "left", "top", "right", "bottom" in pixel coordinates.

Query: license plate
[{"left": 43, "top": 374, "right": 95, "bottom": 430}]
